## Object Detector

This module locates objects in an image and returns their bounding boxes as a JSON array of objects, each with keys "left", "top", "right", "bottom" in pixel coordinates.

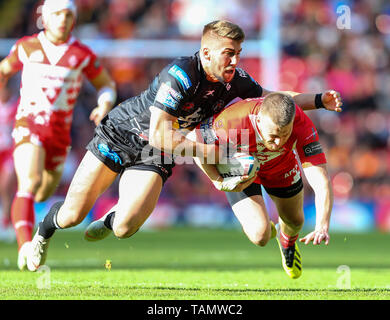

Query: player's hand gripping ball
[{"left": 214, "top": 153, "right": 260, "bottom": 191}]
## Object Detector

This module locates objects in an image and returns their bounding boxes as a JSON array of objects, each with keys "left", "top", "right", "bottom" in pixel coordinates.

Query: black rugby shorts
[
  {"left": 225, "top": 178, "right": 304, "bottom": 207},
  {"left": 86, "top": 125, "right": 174, "bottom": 184}
]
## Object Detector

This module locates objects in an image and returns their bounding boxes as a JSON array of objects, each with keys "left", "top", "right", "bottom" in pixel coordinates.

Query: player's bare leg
[
  {"left": 11, "top": 143, "right": 45, "bottom": 270},
  {"left": 27, "top": 151, "right": 118, "bottom": 271},
  {"left": 270, "top": 190, "right": 304, "bottom": 279},
  {"left": 113, "top": 170, "right": 163, "bottom": 238},
  {"left": 270, "top": 190, "right": 304, "bottom": 239},
  {"left": 229, "top": 194, "right": 274, "bottom": 247},
  {"left": 56, "top": 152, "right": 118, "bottom": 228},
  {"left": 34, "top": 168, "right": 64, "bottom": 202},
  {"left": 85, "top": 169, "right": 163, "bottom": 241},
  {"left": 13, "top": 143, "right": 45, "bottom": 198}
]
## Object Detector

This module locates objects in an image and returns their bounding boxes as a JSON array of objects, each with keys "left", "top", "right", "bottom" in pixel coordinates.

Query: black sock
[
  {"left": 103, "top": 212, "right": 115, "bottom": 230},
  {"left": 38, "top": 201, "right": 64, "bottom": 239}
]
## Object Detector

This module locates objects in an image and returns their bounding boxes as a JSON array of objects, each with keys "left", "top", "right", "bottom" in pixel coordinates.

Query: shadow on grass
[{"left": 2, "top": 263, "right": 390, "bottom": 271}]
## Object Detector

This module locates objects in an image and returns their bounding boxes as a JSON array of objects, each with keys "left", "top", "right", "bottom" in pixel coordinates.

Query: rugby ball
[{"left": 216, "top": 153, "right": 260, "bottom": 179}]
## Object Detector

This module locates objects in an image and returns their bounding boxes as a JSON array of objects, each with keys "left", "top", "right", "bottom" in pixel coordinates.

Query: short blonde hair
[
  {"left": 260, "top": 93, "right": 296, "bottom": 127},
  {"left": 202, "top": 20, "right": 245, "bottom": 42}
]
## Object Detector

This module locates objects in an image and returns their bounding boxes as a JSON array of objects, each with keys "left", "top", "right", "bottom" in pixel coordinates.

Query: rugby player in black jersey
[{"left": 26, "top": 20, "right": 342, "bottom": 271}]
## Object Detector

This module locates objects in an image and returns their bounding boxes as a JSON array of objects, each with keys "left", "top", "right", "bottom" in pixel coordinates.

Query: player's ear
[
  {"left": 41, "top": 15, "right": 48, "bottom": 30},
  {"left": 202, "top": 47, "right": 211, "bottom": 61}
]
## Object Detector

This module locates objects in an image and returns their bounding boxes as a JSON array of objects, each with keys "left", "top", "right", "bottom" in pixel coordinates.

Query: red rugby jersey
[
  {"left": 7, "top": 31, "right": 103, "bottom": 146},
  {"left": 199, "top": 97, "right": 326, "bottom": 175}
]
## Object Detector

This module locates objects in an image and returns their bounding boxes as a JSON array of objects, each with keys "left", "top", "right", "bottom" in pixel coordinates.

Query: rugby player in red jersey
[
  {"left": 0, "top": 0, "right": 116, "bottom": 270},
  {"left": 192, "top": 92, "right": 334, "bottom": 279}
]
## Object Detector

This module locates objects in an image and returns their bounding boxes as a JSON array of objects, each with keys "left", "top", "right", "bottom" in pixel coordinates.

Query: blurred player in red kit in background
[
  {"left": 0, "top": 0, "right": 117, "bottom": 270},
  {"left": 0, "top": 86, "right": 17, "bottom": 242}
]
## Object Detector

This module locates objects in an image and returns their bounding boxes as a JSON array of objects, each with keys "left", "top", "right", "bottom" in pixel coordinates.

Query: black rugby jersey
[{"left": 101, "top": 51, "right": 263, "bottom": 151}]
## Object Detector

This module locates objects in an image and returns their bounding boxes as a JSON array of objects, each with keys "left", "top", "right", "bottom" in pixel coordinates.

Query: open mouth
[
  {"left": 225, "top": 69, "right": 235, "bottom": 75},
  {"left": 223, "top": 69, "right": 235, "bottom": 81}
]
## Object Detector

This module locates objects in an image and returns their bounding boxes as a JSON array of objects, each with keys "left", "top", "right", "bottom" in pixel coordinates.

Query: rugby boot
[
  {"left": 27, "top": 227, "right": 50, "bottom": 271},
  {"left": 17, "top": 241, "right": 31, "bottom": 271},
  {"left": 276, "top": 224, "right": 302, "bottom": 279}
]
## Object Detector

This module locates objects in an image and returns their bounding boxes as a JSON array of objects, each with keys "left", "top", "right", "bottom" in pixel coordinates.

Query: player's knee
[
  {"left": 112, "top": 225, "right": 138, "bottom": 239},
  {"left": 283, "top": 215, "right": 304, "bottom": 230},
  {"left": 35, "top": 186, "right": 56, "bottom": 202},
  {"left": 290, "top": 215, "right": 304, "bottom": 229},
  {"left": 112, "top": 227, "right": 127, "bottom": 239},
  {"left": 61, "top": 211, "right": 84, "bottom": 228},
  {"left": 18, "top": 175, "right": 42, "bottom": 195},
  {"left": 250, "top": 238, "right": 269, "bottom": 247},
  {"left": 34, "top": 192, "right": 50, "bottom": 203},
  {"left": 247, "top": 228, "right": 271, "bottom": 247},
  {"left": 251, "top": 235, "right": 270, "bottom": 247}
]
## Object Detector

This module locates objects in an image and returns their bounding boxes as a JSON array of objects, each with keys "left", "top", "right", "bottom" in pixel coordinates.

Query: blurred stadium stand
[{"left": 0, "top": 0, "right": 389, "bottom": 233}]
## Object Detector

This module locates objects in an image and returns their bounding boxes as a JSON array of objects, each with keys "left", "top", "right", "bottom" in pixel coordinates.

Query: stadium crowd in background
[{"left": 0, "top": 0, "right": 389, "bottom": 230}]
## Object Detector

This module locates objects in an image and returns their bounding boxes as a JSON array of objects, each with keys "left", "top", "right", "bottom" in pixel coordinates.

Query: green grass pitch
[{"left": 1, "top": 227, "right": 390, "bottom": 300}]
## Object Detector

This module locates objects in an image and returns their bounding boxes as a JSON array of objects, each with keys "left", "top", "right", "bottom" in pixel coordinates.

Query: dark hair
[
  {"left": 260, "top": 92, "right": 296, "bottom": 127},
  {"left": 202, "top": 20, "right": 245, "bottom": 42}
]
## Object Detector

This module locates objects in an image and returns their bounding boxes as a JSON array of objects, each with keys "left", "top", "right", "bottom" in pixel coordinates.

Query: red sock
[
  {"left": 11, "top": 192, "right": 35, "bottom": 250},
  {"left": 2, "top": 216, "right": 11, "bottom": 228},
  {"left": 280, "top": 231, "right": 299, "bottom": 248}
]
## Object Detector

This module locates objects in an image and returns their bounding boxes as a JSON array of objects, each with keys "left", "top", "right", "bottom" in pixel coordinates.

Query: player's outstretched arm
[
  {"left": 299, "top": 163, "right": 334, "bottom": 245},
  {"left": 89, "top": 69, "right": 117, "bottom": 125},
  {"left": 292, "top": 90, "right": 343, "bottom": 112},
  {"left": 262, "top": 88, "right": 343, "bottom": 112}
]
